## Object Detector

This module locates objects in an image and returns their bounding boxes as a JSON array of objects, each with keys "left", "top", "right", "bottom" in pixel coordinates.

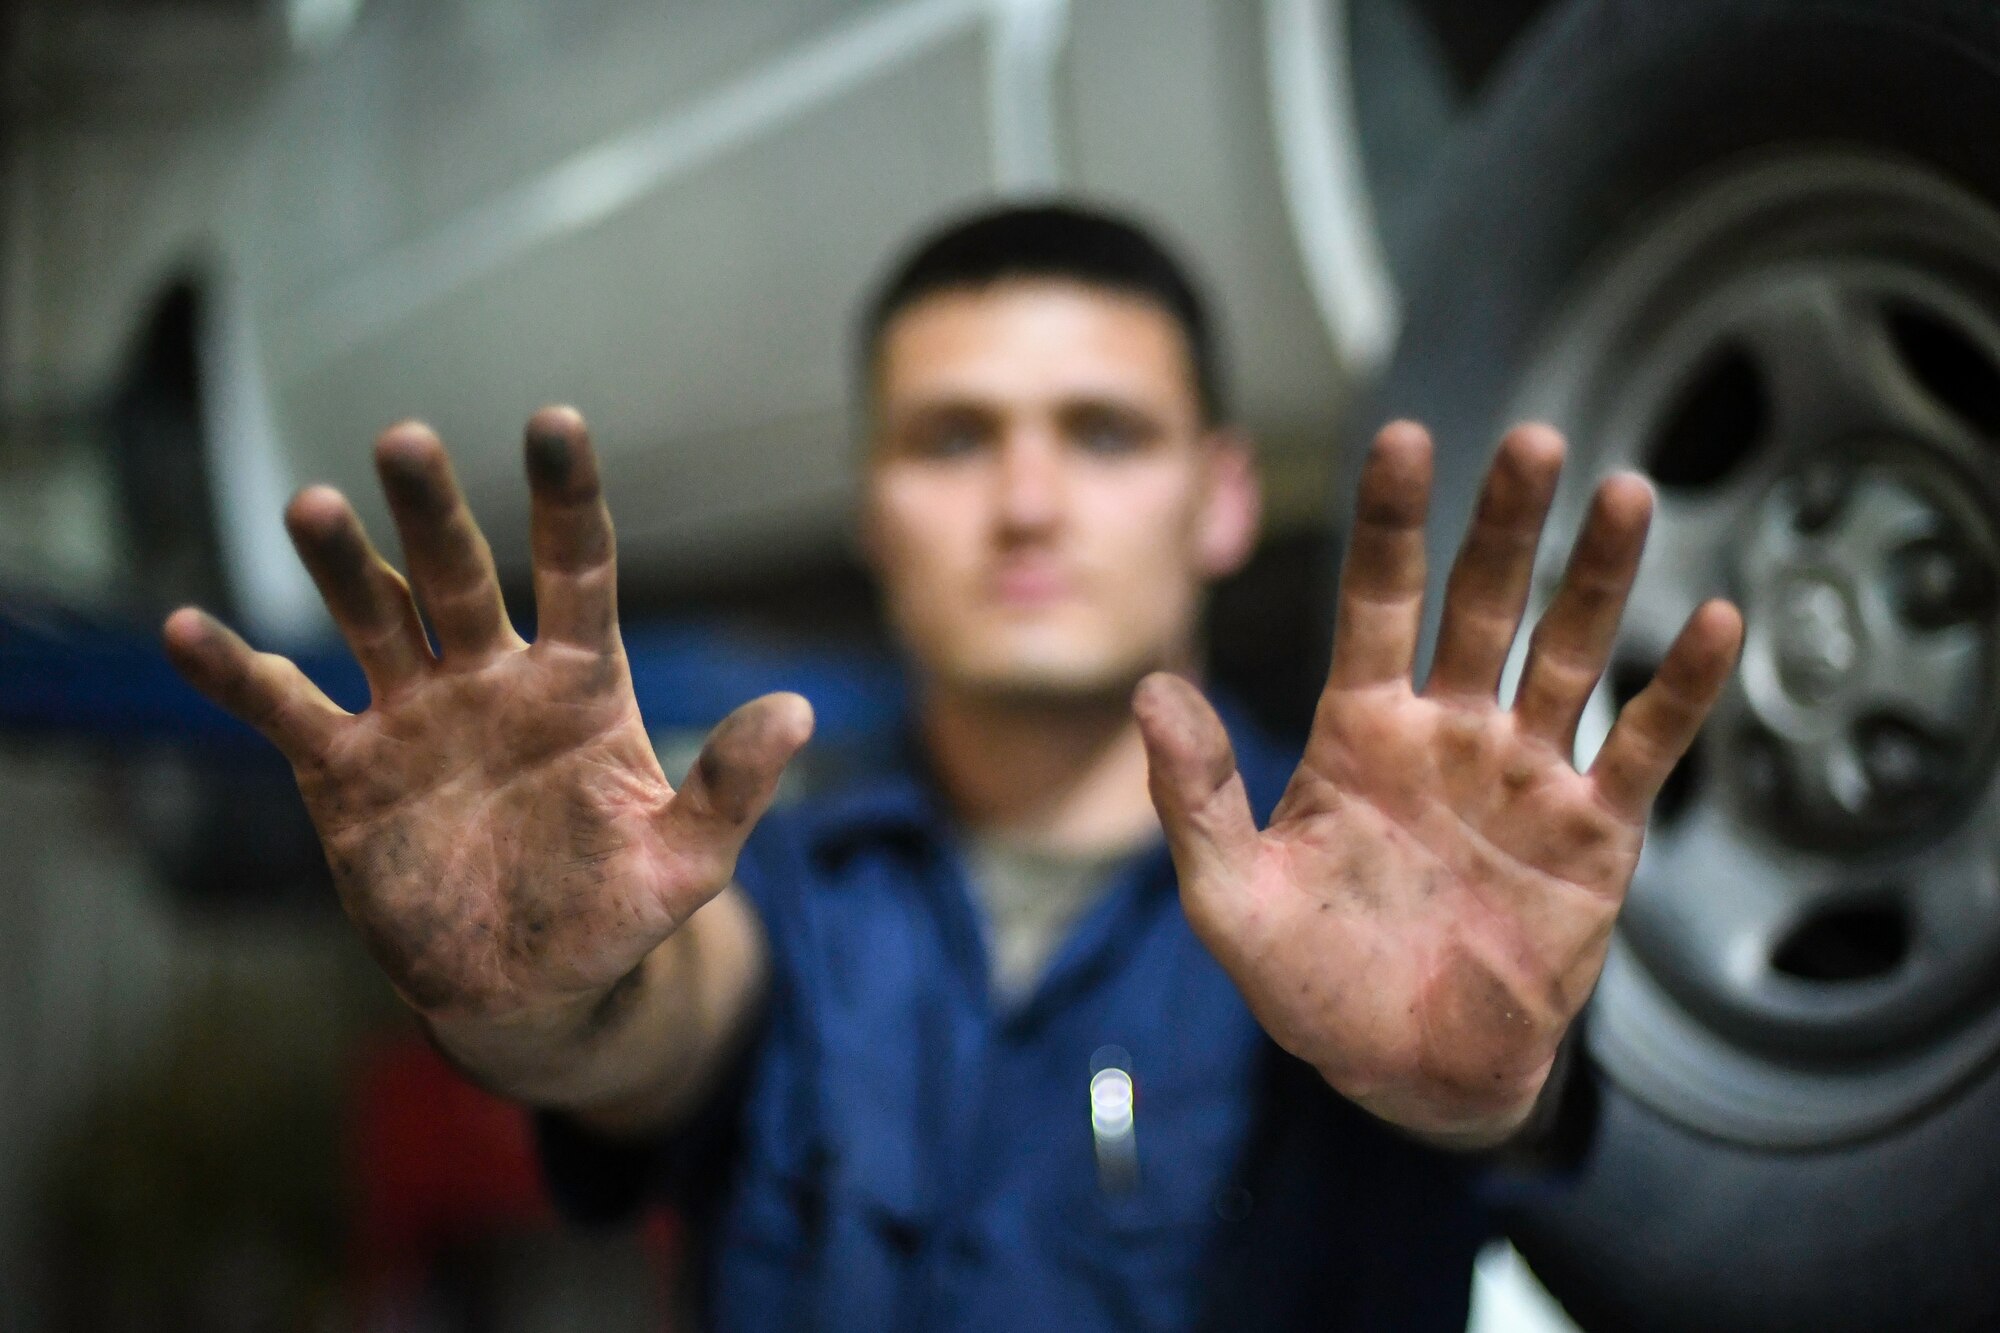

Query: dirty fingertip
[
  {"left": 160, "top": 605, "right": 212, "bottom": 652},
  {"left": 161, "top": 606, "right": 248, "bottom": 683},
  {"left": 1132, "top": 671, "right": 1194, "bottom": 731},
  {"left": 374, "top": 420, "right": 446, "bottom": 484},
  {"left": 528, "top": 403, "right": 587, "bottom": 436},
  {"left": 1503, "top": 420, "right": 1566, "bottom": 458},
  {"left": 283, "top": 484, "right": 351, "bottom": 539},
  {"left": 377, "top": 417, "right": 438, "bottom": 447},
  {"left": 774, "top": 690, "right": 816, "bottom": 743},
  {"left": 1133, "top": 673, "right": 1227, "bottom": 767},
  {"left": 1595, "top": 469, "right": 1656, "bottom": 519},
  {"left": 1697, "top": 595, "right": 1745, "bottom": 636},
  {"left": 1692, "top": 597, "right": 1746, "bottom": 661},
  {"left": 525, "top": 405, "right": 597, "bottom": 495},
  {"left": 713, "top": 692, "right": 816, "bottom": 765}
]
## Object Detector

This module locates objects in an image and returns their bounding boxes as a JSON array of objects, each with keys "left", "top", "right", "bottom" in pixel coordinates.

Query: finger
[
  {"left": 284, "top": 485, "right": 432, "bottom": 698},
  {"left": 1329, "top": 421, "right": 1433, "bottom": 690},
  {"left": 1589, "top": 599, "right": 1744, "bottom": 820},
  {"left": 373, "top": 421, "right": 521, "bottom": 662},
  {"left": 1425, "top": 424, "right": 1565, "bottom": 701},
  {"left": 524, "top": 405, "right": 618, "bottom": 649},
  {"left": 161, "top": 606, "right": 347, "bottom": 765},
  {"left": 1513, "top": 472, "right": 1654, "bottom": 752},
  {"left": 655, "top": 692, "right": 816, "bottom": 894},
  {"left": 1133, "top": 673, "right": 1259, "bottom": 901}
]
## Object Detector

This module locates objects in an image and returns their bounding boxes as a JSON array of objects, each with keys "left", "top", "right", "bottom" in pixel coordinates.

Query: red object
[{"left": 347, "top": 1027, "right": 681, "bottom": 1325}]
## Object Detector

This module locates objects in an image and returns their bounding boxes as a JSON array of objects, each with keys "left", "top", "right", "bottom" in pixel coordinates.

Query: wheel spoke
[
  {"left": 1730, "top": 270, "right": 1983, "bottom": 451},
  {"left": 1625, "top": 491, "right": 1740, "bottom": 657},
  {"left": 1909, "top": 827, "right": 2000, "bottom": 953},
  {"left": 1866, "top": 623, "right": 1983, "bottom": 734},
  {"left": 1814, "top": 730, "right": 1873, "bottom": 817},
  {"left": 1825, "top": 473, "right": 1940, "bottom": 568},
  {"left": 1734, "top": 274, "right": 1884, "bottom": 443},
  {"left": 1627, "top": 797, "right": 1811, "bottom": 981}
]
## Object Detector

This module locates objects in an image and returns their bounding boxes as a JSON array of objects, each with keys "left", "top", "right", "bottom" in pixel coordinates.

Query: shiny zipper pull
[{"left": 1090, "top": 1045, "right": 1138, "bottom": 1195}]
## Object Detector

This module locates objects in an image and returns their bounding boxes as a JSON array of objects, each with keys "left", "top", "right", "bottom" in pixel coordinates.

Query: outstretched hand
[
  {"left": 1135, "top": 421, "right": 1742, "bottom": 1145},
  {"left": 162, "top": 408, "right": 811, "bottom": 1027}
]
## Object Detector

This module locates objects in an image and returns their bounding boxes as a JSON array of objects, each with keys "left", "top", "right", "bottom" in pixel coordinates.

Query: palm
[
  {"left": 1228, "top": 688, "right": 1640, "bottom": 1133},
  {"left": 1137, "top": 423, "right": 1740, "bottom": 1143},
  {"left": 164, "top": 409, "right": 808, "bottom": 1021},
  {"left": 304, "top": 646, "right": 680, "bottom": 1013}
]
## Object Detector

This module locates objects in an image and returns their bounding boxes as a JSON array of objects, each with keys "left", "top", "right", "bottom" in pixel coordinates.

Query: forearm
[{"left": 420, "top": 887, "right": 767, "bottom": 1136}]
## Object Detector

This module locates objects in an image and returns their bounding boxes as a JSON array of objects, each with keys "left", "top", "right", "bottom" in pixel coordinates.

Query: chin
[{"left": 937, "top": 643, "right": 1162, "bottom": 705}]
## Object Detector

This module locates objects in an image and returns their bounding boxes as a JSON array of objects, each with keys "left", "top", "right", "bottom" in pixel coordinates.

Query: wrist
[
  {"left": 417, "top": 946, "right": 673, "bottom": 1108},
  {"left": 1327, "top": 1050, "right": 1557, "bottom": 1151},
  {"left": 1399, "top": 1099, "right": 1543, "bottom": 1152}
]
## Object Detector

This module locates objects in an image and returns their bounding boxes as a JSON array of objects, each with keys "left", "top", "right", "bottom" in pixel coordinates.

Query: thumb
[
  {"left": 657, "top": 691, "right": 815, "bottom": 881},
  {"left": 1133, "top": 674, "right": 1260, "bottom": 902}
]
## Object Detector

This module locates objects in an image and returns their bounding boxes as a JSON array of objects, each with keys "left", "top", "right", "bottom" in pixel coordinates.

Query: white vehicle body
[{"left": 4, "top": 0, "right": 1394, "bottom": 637}]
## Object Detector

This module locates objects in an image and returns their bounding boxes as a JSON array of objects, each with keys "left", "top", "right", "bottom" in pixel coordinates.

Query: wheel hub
[
  {"left": 1768, "top": 568, "right": 1856, "bottom": 700},
  {"left": 1770, "top": 570, "right": 1859, "bottom": 704},
  {"left": 1736, "top": 454, "right": 1999, "bottom": 839}
]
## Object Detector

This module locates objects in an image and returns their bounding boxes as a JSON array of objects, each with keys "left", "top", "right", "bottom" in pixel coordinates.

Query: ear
[{"left": 1195, "top": 430, "right": 1262, "bottom": 580}]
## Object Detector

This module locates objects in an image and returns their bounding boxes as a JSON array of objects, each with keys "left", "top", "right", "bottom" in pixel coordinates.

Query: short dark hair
[{"left": 858, "top": 201, "right": 1226, "bottom": 424}]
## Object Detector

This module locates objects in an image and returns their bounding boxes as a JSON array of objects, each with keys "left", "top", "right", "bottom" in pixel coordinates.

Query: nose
[{"left": 995, "top": 430, "right": 1064, "bottom": 535}]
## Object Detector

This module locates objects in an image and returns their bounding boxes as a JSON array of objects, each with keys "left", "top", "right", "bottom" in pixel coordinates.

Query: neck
[{"left": 919, "top": 680, "right": 1172, "bottom": 856}]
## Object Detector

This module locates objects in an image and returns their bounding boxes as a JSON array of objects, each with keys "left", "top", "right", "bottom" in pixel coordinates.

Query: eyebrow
[
  {"left": 887, "top": 398, "right": 1003, "bottom": 431},
  {"left": 1056, "top": 397, "right": 1169, "bottom": 429},
  {"left": 889, "top": 388, "right": 1175, "bottom": 421}
]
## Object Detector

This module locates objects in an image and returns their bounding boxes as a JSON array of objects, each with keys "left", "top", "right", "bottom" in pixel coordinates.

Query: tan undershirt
[{"left": 964, "top": 834, "right": 1130, "bottom": 1003}]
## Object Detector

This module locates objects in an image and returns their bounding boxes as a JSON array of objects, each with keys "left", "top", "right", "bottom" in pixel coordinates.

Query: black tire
[{"left": 1364, "top": 2, "right": 2000, "bottom": 1330}]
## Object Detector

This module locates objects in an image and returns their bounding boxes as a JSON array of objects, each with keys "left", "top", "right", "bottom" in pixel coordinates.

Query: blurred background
[{"left": 5, "top": 1, "right": 2000, "bottom": 1330}]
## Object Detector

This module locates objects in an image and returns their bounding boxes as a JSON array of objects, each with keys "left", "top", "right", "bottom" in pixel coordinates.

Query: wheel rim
[{"left": 1505, "top": 151, "right": 2000, "bottom": 1147}]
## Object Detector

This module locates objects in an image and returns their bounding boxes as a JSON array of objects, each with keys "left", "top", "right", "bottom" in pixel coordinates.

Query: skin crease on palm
[{"left": 160, "top": 276, "right": 1742, "bottom": 1146}]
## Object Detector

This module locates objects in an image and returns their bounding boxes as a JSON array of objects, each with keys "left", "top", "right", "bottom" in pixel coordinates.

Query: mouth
[{"left": 986, "top": 561, "right": 1073, "bottom": 608}]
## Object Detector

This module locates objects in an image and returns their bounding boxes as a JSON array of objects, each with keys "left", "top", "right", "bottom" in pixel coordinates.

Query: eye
[
  {"left": 918, "top": 428, "right": 979, "bottom": 459},
  {"left": 1066, "top": 405, "right": 1157, "bottom": 457},
  {"left": 903, "top": 410, "right": 992, "bottom": 460},
  {"left": 1078, "top": 423, "right": 1140, "bottom": 456}
]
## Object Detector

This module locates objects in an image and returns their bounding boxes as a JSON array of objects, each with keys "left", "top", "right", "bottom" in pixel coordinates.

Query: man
[{"left": 161, "top": 204, "right": 1741, "bottom": 1329}]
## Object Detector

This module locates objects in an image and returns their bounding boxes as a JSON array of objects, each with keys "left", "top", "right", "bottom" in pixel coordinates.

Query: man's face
[{"left": 860, "top": 279, "right": 1260, "bottom": 702}]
